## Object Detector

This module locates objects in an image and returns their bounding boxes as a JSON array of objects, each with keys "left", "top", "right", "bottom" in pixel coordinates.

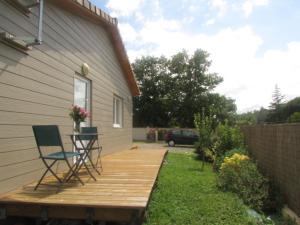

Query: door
[
  {"left": 74, "top": 76, "right": 91, "bottom": 162},
  {"left": 74, "top": 76, "right": 91, "bottom": 128}
]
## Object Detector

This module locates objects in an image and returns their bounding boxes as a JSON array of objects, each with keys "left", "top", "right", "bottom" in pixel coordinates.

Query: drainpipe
[
  {"left": 26, "top": 0, "right": 44, "bottom": 46},
  {"left": 36, "top": 0, "right": 44, "bottom": 44}
]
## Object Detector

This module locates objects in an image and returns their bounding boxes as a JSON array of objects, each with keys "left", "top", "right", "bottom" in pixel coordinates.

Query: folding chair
[
  {"left": 77, "top": 127, "right": 103, "bottom": 174},
  {"left": 32, "top": 125, "right": 84, "bottom": 190}
]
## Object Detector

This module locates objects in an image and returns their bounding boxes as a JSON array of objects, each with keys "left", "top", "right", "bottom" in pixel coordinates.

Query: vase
[{"left": 74, "top": 121, "right": 81, "bottom": 133}]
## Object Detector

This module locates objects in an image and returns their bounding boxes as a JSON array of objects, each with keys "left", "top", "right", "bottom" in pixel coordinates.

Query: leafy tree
[
  {"left": 288, "top": 112, "right": 300, "bottom": 123},
  {"left": 132, "top": 49, "right": 236, "bottom": 127},
  {"left": 132, "top": 56, "right": 172, "bottom": 127},
  {"left": 236, "top": 107, "right": 268, "bottom": 125},
  {"left": 194, "top": 109, "right": 215, "bottom": 169},
  {"left": 194, "top": 109, "right": 215, "bottom": 151}
]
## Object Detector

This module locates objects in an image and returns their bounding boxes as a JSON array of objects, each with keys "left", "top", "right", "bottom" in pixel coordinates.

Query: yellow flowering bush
[
  {"left": 218, "top": 153, "right": 268, "bottom": 212},
  {"left": 220, "top": 153, "right": 249, "bottom": 170}
]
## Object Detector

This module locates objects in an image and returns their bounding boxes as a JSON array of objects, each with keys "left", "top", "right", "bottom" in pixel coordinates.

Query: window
[
  {"left": 113, "top": 95, "right": 123, "bottom": 128},
  {"left": 182, "top": 130, "right": 195, "bottom": 137},
  {"left": 172, "top": 130, "right": 181, "bottom": 136}
]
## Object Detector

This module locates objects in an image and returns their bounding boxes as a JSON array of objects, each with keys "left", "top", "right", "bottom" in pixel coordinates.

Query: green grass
[{"left": 143, "top": 152, "right": 257, "bottom": 225}]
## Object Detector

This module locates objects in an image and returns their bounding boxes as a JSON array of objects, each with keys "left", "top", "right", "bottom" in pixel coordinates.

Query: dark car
[{"left": 165, "top": 129, "right": 199, "bottom": 147}]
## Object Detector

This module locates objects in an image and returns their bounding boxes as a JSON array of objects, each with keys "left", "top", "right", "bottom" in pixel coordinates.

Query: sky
[{"left": 90, "top": 0, "right": 300, "bottom": 113}]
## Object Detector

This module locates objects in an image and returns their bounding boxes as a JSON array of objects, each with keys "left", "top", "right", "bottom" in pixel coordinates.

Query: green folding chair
[
  {"left": 32, "top": 125, "right": 84, "bottom": 190},
  {"left": 80, "top": 127, "right": 103, "bottom": 173}
]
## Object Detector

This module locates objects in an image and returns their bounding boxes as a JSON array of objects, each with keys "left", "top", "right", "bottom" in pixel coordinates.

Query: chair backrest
[
  {"left": 80, "top": 127, "right": 98, "bottom": 141},
  {"left": 32, "top": 125, "right": 63, "bottom": 147}
]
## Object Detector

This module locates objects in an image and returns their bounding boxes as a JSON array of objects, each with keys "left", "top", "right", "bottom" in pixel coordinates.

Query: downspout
[
  {"left": 36, "top": 0, "right": 44, "bottom": 44},
  {"left": 27, "top": 0, "right": 44, "bottom": 46}
]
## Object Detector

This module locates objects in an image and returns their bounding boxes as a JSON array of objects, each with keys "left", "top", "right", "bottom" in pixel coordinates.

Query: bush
[
  {"left": 215, "top": 122, "right": 244, "bottom": 157},
  {"left": 194, "top": 142, "right": 215, "bottom": 162},
  {"left": 194, "top": 112, "right": 215, "bottom": 148},
  {"left": 263, "top": 181, "right": 284, "bottom": 214},
  {"left": 213, "top": 147, "right": 247, "bottom": 171},
  {"left": 218, "top": 153, "right": 269, "bottom": 212}
]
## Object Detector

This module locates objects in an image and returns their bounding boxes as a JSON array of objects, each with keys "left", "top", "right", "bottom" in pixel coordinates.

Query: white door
[
  {"left": 74, "top": 76, "right": 91, "bottom": 162},
  {"left": 74, "top": 76, "right": 91, "bottom": 128}
]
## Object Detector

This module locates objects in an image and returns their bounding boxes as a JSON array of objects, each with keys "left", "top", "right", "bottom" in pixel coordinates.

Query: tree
[
  {"left": 269, "top": 84, "right": 285, "bottom": 111},
  {"left": 194, "top": 109, "right": 215, "bottom": 170},
  {"left": 236, "top": 107, "right": 269, "bottom": 125},
  {"left": 288, "top": 112, "right": 300, "bottom": 123},
  {"left": 266, "top": 85, "right": 285, "bottom": 123},
  {"left": 132, "top": 49, "right": 235, "bottom": 127},
  {"left": 132, "top": 56, "right": 172, "bottom": 127}
]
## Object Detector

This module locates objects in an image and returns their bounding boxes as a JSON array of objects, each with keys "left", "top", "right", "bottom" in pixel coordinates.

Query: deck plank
[{"left": 0, "top": 149, "right": 167, "bottom": 221}]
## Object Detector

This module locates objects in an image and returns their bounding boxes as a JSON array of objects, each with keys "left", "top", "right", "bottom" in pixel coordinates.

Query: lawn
[{"left": 143, "top": 152, "right": 261, "bottom": 225}]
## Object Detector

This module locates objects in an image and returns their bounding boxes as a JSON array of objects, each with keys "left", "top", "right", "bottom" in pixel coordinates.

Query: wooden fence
[{"left": 241, "top": 124, "right": 300, "bottom": 216}]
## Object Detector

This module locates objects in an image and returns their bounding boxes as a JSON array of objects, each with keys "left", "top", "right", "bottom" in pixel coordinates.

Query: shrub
[
  {"left": 215, "top": 122, "right": 244, "bottom": 157},
  {"left": 263, "top": 181, "right": 284, "bottom": 214},
  {"left": 194, "top": 142, "right": 215, "bottom": 162},
  {"left": 218, "top": 153, "right": 269, "bottom": 212},
  {"left": 194, "top": 112, "right": 215, "bottom": 153},
  {"left": 213, "top": 147, "right": 247, "bottom": 171}
]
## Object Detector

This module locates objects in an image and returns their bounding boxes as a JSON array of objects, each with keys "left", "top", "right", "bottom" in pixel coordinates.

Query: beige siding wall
[{"left": 0, "top": 1, "right": 133, "bottom": 194}]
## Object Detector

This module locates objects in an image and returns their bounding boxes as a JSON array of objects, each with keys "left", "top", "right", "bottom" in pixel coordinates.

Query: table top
[{"left": 68, "top": 133, "right": 103, "bottom": 136}]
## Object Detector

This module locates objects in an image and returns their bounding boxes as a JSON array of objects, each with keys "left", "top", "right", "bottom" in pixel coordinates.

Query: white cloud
[
  {"left": 188, "top": 5, "right": 198, "bottom": 12},
  {"left": 106, "top": 0, "right": 144, "bottom": 17},
  {"left": 121, "top": 21, "right": 300, "bottom": 112},
  {"left": 118, "top": 23, "right": 138, "bottom": 42},
  {"left": 205, "top": 18, "right": 216, "bottom": 26},
  {"left": 183, "top": 16, "right": 195, "bottom": 24},
  {"left": 210, "top": 0, "right": 228, "bottom": 16},
  {"left": 104, "top": 0, "right": 292, "bottom": 113},
  {"left": 242, "top": 0, "right": 270, "bottom": 17}
]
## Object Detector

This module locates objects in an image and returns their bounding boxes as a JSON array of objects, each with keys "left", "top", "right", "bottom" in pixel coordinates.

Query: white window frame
[{"left": 113, "top": 95, "right": 123, "bottom": 128}]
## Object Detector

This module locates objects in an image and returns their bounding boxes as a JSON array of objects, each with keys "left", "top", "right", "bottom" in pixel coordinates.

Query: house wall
[{"left": 0, "top": 1, "right": 133, "bottom": 194}]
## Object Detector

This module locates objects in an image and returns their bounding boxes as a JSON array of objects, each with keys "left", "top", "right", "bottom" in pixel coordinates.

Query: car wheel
[{"left": 168, "top": 140, "right": 175, "bottom": 147}]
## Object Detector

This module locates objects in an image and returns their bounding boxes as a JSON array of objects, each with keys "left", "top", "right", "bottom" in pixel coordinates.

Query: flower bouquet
[{"left": 69, "top": 105, "right": 89, "bottom": 132}]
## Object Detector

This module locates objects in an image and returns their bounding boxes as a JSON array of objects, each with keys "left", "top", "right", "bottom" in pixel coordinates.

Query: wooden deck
[{"left": 0, "top": 149, "right": 167, "bottom": 223}]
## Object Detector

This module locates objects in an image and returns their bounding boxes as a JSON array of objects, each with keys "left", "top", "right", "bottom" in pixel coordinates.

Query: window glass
[
  {"left": 172, "top": 130, "right": 181, "bottom": 135},
  {"left": 74, "top": 79, "right": 87, "bottom": 109},
  {"left": 113, "top": 95, "right": 123, "bottom": 128},
  {"left": 182, "top": 130, "right": 194, "bottom": 137}
]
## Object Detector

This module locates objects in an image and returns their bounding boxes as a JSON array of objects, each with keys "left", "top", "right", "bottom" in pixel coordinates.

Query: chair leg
[
  {"left": 82, "top": 159, "right": 97, "bottom": 181},
  {"left": 35, "top": 160, "right": 60, "bottom": 190},
  {"left": 86, "top": 153, "right": 101, "bottom": 175},
  {"left": 98, "top": 147, "right": 103, "bottom": 171},
  {"left": 74, "top": 152, "right": 97, "bottom": 181},
  {"left": 76, "top": 139, "right": 97, "bottom": 181},
  {"left": 46, "top": 161, "right": 63, "bottom": 183},
  {"left": 64, "top": 159, "right": 80, "bottom": 182},
  {"left": 95, "top": 141, "right": 103, "bottom": 172},
  {"left": 64, "top": 158, "right": 84, "bottom": 185}
]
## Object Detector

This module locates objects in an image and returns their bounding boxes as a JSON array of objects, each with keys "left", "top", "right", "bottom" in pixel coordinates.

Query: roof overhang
[{"left": 48, "top": 0, "right": 140, "bottom": 96}]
